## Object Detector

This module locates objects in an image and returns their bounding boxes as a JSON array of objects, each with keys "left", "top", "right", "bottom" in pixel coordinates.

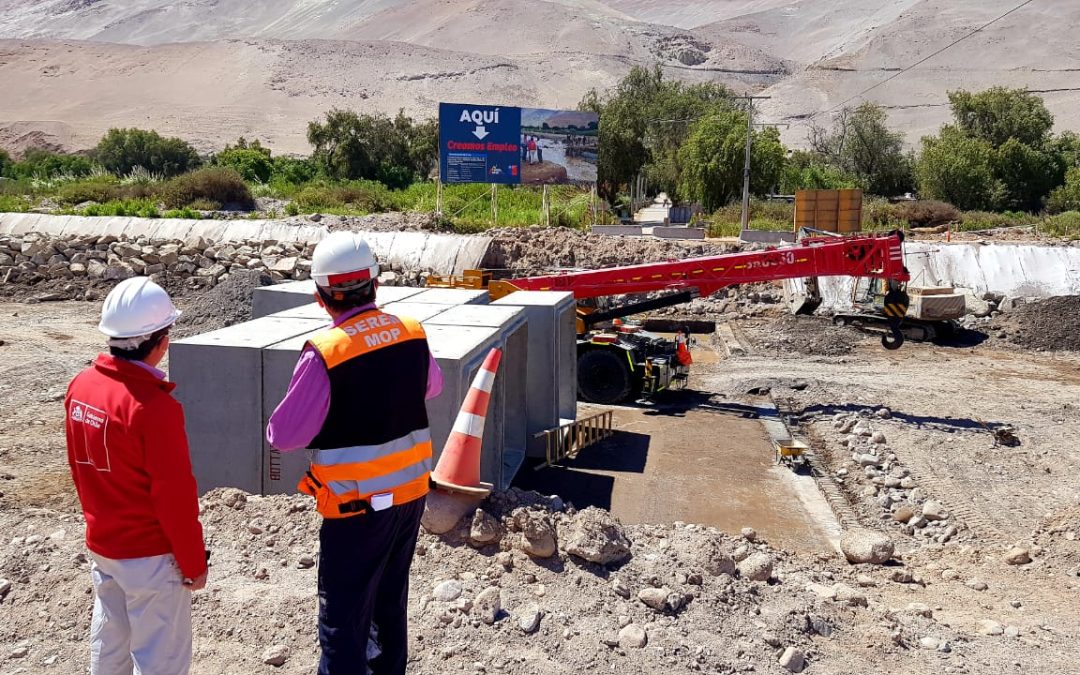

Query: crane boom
[{"left": 490, "top": 232, "right": 909, "bottom": 300}]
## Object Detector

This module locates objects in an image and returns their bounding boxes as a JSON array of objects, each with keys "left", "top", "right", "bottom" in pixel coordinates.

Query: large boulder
[
  {"left": 841, "top": 530, "right": 895, "bottom": 565},
  {"left": 560, "top": 507, "right": 632, "bottom": 565}
]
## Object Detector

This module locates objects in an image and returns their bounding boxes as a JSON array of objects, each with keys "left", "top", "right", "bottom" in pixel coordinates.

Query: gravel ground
[{"left": 1, "top": 301, "right": 1079, "bottom": 674}]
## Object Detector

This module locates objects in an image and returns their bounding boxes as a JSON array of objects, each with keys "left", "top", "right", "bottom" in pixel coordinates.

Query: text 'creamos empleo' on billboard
[{"left": 439, "top": 102, "right": 598, "bottom": 186}]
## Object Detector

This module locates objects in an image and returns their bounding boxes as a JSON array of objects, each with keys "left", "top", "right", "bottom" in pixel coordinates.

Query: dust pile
[
  {"left": 743, "top": 314, "right": 865, "bottom": 356},
  {"left": 173, "top": 270, "right": 274, "bottom": 339},
  {"left": 1000, "top": 295, "right": 1080, "bottom": 351}
]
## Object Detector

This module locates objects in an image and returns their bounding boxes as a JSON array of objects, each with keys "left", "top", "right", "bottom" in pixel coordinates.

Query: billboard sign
[{"left": 439, "top": 102, "right": 598, "bottom": 185}]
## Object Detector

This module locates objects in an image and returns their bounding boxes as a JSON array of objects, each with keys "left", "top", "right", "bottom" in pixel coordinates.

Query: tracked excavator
[{"left": 428, "top": 230, "right": 912, "bottom": 404}]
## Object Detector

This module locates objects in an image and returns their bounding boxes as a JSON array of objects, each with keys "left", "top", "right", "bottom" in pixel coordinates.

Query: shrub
[
  {"left": 891, "top": 200, "right": 961, "bottom": 227},
  {"left": 862, "top": 197, "right": 905, "bottom": 230},
  {"left": 81, "top": 199, "right": 160, "bottom": 218},
  {"left": 159, "top": 167, "right": 254, "bottom": 209},
  {"left": 293, "top": 181, "right": 393, "bottom": 212},
  {"left": 271, "top": 156, "right": 318, "bottom": 185},
  {"left": 284, "top": 201, "right": 300, "bottom": 216},
  {"left": 1041, "top": 211, "right": 1080, "bottom": 239},
  {"left": 215, "top": 138, "right": 274, "bottom": 183},
  {"left": 5, "top": 150, "right": 95, "bottom": 180},
  {"left": 1046, "top": 167, "right": 1080, "bottom": 214},
  {"left": 162, "top": 207, "right": 202, "bottom": 219},
  {"left": 95, "top": 128, "right": 201, "bottom": 177},
  {"left": 55, "top": 177, "right": 122, "bottom": 205},
  {"left": 0, "top": 194, "right": 32, "bottom": 212}
]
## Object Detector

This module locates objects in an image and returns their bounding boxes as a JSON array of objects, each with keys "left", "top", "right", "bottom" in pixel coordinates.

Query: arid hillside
[{"left": 0, "top": 0, "right": 1077, "bottom": 153}]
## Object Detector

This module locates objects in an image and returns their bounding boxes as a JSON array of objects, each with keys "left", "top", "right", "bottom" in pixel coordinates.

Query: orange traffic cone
[{"left": 430, "top": 347, "right": 501, "bottom": 496}]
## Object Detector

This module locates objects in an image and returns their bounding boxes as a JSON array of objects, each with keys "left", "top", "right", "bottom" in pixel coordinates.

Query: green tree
[
  {"left": 214, "top": 137, "right": 274, "bottom": 183},
  {"left": 808, "top": 102, "right": 914, "bottom": 196},
  {"left": 916, "top": 88, "right": 1067, "bottom": 211},
  {"left": 581, "top": 66, "right": 735, "bottom": 201},
  {"left": 95, "top": 128, "right": 201, "bottom": 177},
  {"left": 949, "top": 88, "right": 1054, "bottom": 148},
  {"left": 915, "top": 126, "right": 999, "bottom": 211},
  {"left": 1047, "top": 166, "right": 1080, "bottom": 213},
  {"left": 677, "top": 112, "right": 785, "bottom": 211},
  {"left": 0, "top": 149, "right": 11, "bottom": 177},
  {"left": 307, "top": 109, "right": 437, "bottom": 188},
  {"left": 779, "top": 150, "right": 858, "bottom": 192},
  {"left": 990, "top": 138, "right": 1061, "bottom": 212}
]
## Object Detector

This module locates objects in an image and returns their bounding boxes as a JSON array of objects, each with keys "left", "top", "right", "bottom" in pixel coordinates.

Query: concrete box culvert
[
  {"left": 424, "top": 304, "right": 530, "bottom": 488},
  {"left": 492, "top": 291, "right": 578, "bottom": 456},
  {"left": 170, "top": 316, "right": 328, "bottom": 494}
]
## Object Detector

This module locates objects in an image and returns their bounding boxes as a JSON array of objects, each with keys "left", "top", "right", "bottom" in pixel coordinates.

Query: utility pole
[{"left": 739, "top": 95, "right": 771, "bottom": 231}]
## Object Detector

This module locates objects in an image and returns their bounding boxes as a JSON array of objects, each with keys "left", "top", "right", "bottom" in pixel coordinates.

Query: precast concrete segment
[
  {"left": 784, "top": 242, "right": 1080, "bottom": 310},
  {"left": 492, "top": 292, "right": 577, "bottom": 456},
  {"left": 0, "top": 214, "right": 493, "bottom": 274},
  {"left": 406, "top": 288, "right": 490, "bottom": 305},
  {"left": 425, "top": 304, "right": 529, "bottom": 488},
  {"left": 259, "top": 316, "right": 511, "bottom": 495},
  {"left": 170, "top": 316, "right": 326, "bottom": 495},
  {"left": 254, "top": 282, "right": 426, "bottom": 319}
]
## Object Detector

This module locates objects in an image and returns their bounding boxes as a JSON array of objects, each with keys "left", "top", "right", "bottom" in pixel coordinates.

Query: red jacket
[{"left": 65, "top": 354, "right": 207, "bottom": 579}]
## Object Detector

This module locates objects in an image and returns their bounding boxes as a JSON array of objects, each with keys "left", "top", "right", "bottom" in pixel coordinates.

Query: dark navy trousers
[{"left": 317, "top": 496, "right": 425, "bottom": 675}]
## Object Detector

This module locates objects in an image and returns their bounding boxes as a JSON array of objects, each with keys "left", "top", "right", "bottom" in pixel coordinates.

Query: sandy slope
[{"left": 0, "top": 0, "right": 1077, "bottom": 153}]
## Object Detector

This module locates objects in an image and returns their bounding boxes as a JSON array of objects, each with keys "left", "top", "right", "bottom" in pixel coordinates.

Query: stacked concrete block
[
  {"left": 253, "top": 281, "right": 427, "bottom": 318},
  {"left": 405, "top": 288, "right": 490, "bottom": 305},
  {"left": 492, "top": 292, "right": 578, "bottom": 456},
  {"left": 170, "top": 316, "right": 327, "bottom": 494},
  {"left": 425, "top": 304, "right": 529, "bottom": 488}
]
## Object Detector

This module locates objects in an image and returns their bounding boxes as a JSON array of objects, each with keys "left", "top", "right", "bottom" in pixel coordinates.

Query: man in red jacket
[{"left": 65, "top": 276, "right": 207, "bottom": 675}]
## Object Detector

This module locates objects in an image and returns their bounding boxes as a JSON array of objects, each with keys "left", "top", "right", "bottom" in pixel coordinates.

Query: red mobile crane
[{"left": 430, "top": 231, "right": 912, "bottom": 404}]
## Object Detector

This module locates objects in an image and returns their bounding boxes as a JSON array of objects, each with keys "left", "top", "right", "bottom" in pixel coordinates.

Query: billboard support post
[
  {"left": 436, "top": 177, "right": 443, "bottom": 217},
  {"left": 543, "top": 184, "right": 550, "bottom": 227},
  {"left": 492, "top": 183, "right": 498, "bottom": 226}
]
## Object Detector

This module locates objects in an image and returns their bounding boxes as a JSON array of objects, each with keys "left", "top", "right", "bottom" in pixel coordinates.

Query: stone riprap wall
[{"left": 0, "top": 214, "right": 493, "bottom": 286}]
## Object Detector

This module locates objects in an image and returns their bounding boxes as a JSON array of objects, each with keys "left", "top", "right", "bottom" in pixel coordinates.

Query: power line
[{"left": 813, "top": 0, "right": 1038, "bottom": 119}]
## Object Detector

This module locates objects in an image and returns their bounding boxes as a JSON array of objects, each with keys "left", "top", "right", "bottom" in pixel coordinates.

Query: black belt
[{"left": 338, "top": 499, "right": 370, "bottom": 515}]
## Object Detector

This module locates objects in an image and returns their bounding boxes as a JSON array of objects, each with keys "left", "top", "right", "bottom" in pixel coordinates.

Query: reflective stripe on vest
[{"left": 300, "top": 310, "right": 432, "bottom": 518}]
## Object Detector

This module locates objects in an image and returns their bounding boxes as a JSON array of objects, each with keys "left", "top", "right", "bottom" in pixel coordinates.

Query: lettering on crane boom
[{"left": 744, "top": 251, "right": 797, "bottom": 269}]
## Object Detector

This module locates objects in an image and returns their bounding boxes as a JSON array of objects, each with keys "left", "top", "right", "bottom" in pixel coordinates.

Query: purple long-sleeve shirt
[{"left": 265, "top": 303, "right": 444, "bottom": 452}]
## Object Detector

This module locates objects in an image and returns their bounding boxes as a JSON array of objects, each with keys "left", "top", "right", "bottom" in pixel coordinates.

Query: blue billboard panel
[
  {"left": 439, "top": 103, "right": 522, "bottom": 184},
  {"left": 439, "top": 102, "right": 599, "bottom": 185}
]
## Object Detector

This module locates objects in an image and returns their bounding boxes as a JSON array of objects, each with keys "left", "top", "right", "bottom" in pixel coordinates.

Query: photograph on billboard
[
  {"left": 519, "top": 108, "right": 598, "bottom": 185},
  {"left": 439, "top": 102, "right": 598, "bottom": 186}
]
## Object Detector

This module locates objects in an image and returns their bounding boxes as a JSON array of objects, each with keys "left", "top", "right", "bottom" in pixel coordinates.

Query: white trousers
[{"left": 89, "top": 553, "right": 192, "bottom": 675}]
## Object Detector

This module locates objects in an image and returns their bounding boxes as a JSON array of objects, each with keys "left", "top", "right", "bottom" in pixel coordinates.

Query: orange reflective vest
[
  {"left": 675, "top": 334, "right": 693, "bottom": 367},
  {"left": 299, "top": 309, "right": 433, "bottom": 519}
]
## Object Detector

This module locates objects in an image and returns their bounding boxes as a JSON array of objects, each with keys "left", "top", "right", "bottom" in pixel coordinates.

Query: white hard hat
[
  {"left": 311, "top": 231, "right": 379, "bottom": 290},
  {"left": 98, "top": 277, "right": 181, "bottom": 339}
]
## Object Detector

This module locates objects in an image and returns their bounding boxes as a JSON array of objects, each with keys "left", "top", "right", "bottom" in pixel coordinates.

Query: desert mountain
[{"left": 0, "top": 0, "right": 1076, "bottom": 154}]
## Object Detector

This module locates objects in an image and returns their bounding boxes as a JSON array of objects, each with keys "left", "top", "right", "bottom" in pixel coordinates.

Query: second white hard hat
[
  {"left": 311, "top": 231, "right": 379, "bottom": 290},
  {"left": 98, "top": 277, "right": 182, "bottom": 338}
]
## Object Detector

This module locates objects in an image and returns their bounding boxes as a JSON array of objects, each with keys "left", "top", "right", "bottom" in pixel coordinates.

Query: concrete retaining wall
[{"left": 784, "top": 242, "right": 1080, "bottom": 310}]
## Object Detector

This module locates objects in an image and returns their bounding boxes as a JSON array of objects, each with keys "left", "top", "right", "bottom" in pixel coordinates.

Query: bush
[
  {"left": 215, "top": 138, "right": 274, "bottom": 183},
  {"left": 0, "top": 194, "right": 32, "bottom": 212},
  {"left": 293, "top": 181, "right": 394, "bottom": 212},
  {"left": 55, "top": 177, "right": 122, "bottom": 205},
  {"left": 162, "top": 207, "right": 202, "bottom": 219},
  {"left": 95, "top": 128, "right": 201, "bottom": 177},
  {"left": 862, "top": 197, "right": 905, "bottom": 230},
  {"left": 892, "top": 200, "right": 961, "bottom": 227},
  {"left": 159, "top": 167, "right": 253, "bottom": 209},
  {"left": 1046, "top": 167, "right": 1080, "bottom": 214},
  {"left": 958, "top": 210, "right": 1035, "bottom": 231},
  {"left": 4, "top": 150, "right": 95, "bottom": 180},
  {"left": 1041, "top": 211, "right": 1080, "bottom": 239},
  {"left": 81, "top": 199, "right": 160, "bottom": 218},
  {"left": 271, "top": 157, "right": 318, "bottom": 187}
]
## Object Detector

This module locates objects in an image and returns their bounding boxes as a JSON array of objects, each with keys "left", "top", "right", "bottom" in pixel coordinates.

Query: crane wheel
[
  {"left": 578, "top": 348, "right": 634, "bottom": 404},
  {"left": 881, "top": 331, "right": 905, "bottom": 350}
]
